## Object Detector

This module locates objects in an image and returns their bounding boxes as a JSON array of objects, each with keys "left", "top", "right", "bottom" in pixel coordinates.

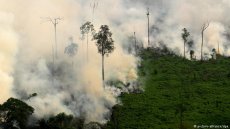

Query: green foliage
[
  {"left": 39, "top": 113, "right": 84, "bottom": 129},
  {"left": 106, "top": 80, "right": 125, "bottom": 89},
  {"left": 0, "top": 98, "right": 34, "bottom": 128},
  {"left": 106, "top": 49, "right": 230, "bottom": 129},
  {"left": 80, "top": 21, "right": 95, "bottom": 39},
  {"left": 93, "top": 25, "right": 115, "bottom": 56},
  {"left": 93, "top": 25, "right": 115, "bottom": 88}
]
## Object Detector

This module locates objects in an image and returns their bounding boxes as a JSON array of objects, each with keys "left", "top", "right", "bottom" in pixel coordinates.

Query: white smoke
[
  {"left": 0, "top": 12, "right": 18, "bottom": 103},
  {"left": 0, "top": 0, "right": 139, "bottom": 123}
]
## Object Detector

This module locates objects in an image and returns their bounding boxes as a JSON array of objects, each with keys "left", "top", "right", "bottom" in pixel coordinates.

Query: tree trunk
[
  {"left": 52, "top": 30, "right": 55, "bottom": 87},
  {"left": 102, "top": 54, "right": 105, "bottom": 89},
  {"left": 201, "top": 31, "right": 204, "bottom": 61},
  {"left": 54, "top": 24, "right": 57, "bottom": 59},
  {"left": 87, "top": 33, "right": 89, "bottom": 62},
  {"left": 147, "top": 15, "right": 150, "bottom": 47},
  {"left": 82, "top": 39, "right": 84, "bottom": 60},
  {"left": 134, "top": 32, "right": 137, "bottom": 55},
  {"left": 184, "top": 41, "right": 185, "bottom": 58}
]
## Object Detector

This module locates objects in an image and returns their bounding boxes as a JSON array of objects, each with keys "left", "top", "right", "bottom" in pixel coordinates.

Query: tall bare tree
[
  {"left": 134, "top": 32, "right": 137, "bottom": 55},
  {"left": 201, "top": 22, "right": 209, "bottom": 61},
  {"left": 46, "top": 17, "right": 63, "bottom": 59},
  {"left": 90, "top": 0, "right": 99, "bottom": 22},
  {"left": 93, "top": 25, "right": 115, "bottom": 88},
  {"left": 41, "top": 17, "right": 62, "bottom": 87},
  {"left": 146, "top": 8, "right": 150, "bottom": 47},
  {"left": 80, "top": 22, "right": 95, "bottom": 62},
  {"left": 181, "top": 28, "right": 190, "bottom": 58}
]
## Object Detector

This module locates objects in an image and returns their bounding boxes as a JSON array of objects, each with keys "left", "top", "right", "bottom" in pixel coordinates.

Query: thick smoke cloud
[
  {"left": 0, "top": 12, "right": 18, "bottom": 103},
  {"left": 0, "top": 0, "right": 230, "bottom": 123},
  {"left": 0, "top": 0, "right": 138, "bottom": 123}
]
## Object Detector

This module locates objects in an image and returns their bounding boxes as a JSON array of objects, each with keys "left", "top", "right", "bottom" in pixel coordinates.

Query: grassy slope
[{"left": 106, "top": 49, "right": 230, "bottom": 129}]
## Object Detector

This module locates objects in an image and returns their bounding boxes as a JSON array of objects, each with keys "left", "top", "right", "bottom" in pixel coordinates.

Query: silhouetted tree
[
  {"left": 0, "top": 98, "right": 34, "bottom": 129},
  {"left": 181, "top": 28, "right": 190, "bottom": 58},
  {"left": 80, "top": 22, "right": 95, "bottom": 62},
  {"left": 211, "top": 48, "right": 216, "bottom": 60},
  {"left": 190, "top": 50, "right": 195, "bottom": 60},
  {"left": 93, "top": 25, "right": 115, "bottom": 88}
]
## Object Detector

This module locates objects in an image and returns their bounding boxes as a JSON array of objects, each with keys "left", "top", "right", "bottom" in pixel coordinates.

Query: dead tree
[
  {"left": 134, "top": 32, "right": 137, "bottom": 55},
  {"left": 41, "top": 17, "right": 62, "bottom": 87},
  {"left": 201, "top": 22, "right": 209, "bottom": 61},
  {"left": 90, "top": 0, "right": 99, "bottom": 22},
  {"left": 147, "top": 8, "right": 150, "bottom": 47},
  {"left": 217, "top": 42, "right": 220, "bottom": 55},
  {"left": 46, "top": 17, "right": 63, "bottom": 59}
]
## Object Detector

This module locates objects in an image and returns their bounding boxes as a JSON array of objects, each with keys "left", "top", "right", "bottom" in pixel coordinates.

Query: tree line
[{"left": 0, "top": 97, "right": 106, "bottom": 129}]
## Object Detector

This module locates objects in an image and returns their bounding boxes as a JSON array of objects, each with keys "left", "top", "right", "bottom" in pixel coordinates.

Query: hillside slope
[{"left": 106, "top": 48, "right": 230, "bottom": 129}]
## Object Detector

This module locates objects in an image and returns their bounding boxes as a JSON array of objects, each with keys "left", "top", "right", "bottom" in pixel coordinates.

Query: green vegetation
[
  {"left": 106, "top": 48, "right": 230, "bottom": 129},
  {"left": 0, "top": 98, "right": 34, "bottom": 129},
  {"left": 38, "top": 113, "right": 85, "bottom": 129}
]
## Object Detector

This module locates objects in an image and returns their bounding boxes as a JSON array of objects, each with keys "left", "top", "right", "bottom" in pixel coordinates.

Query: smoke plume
[{"left": 0, "top": 12, "right": 18, "bottom": 103}]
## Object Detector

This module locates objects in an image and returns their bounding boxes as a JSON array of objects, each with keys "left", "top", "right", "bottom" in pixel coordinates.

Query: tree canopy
[
  {"left": 80, "top": 21, "right": 95, "bottom": 39},
  {"left": 0, "top": 98, "right": 34, "bottom": 128},
  {"left": 93, "top": 25, "right": 115, "bottom": 56}
]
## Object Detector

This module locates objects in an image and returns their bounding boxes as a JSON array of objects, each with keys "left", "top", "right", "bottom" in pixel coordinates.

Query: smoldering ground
[{"left": 0, "top": 0, "right": 230, "bottom": 124}]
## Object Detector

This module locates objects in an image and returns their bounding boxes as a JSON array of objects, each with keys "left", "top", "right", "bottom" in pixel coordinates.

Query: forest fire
[{"left": 1, "top": 0, "right": 230, "bottom": 129}]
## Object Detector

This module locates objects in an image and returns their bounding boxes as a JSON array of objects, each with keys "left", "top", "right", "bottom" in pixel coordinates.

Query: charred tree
[{"left": 147, "top": 8, "right": 150, "bottom": 47}]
